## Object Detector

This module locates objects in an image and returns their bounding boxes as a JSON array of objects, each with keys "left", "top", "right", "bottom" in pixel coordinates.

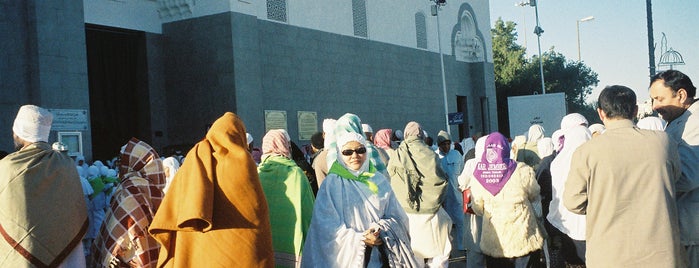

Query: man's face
[
  {"left": 650, "top": 80, "right": 688, "bottom": 122},
  {"left": 438, "top": 140, "right": 451, "bottom": 154}
]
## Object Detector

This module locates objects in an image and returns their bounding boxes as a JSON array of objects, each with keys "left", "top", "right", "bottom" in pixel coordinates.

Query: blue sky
[{"left": 489, "top": 0, "right": 698, "bottom": 104}]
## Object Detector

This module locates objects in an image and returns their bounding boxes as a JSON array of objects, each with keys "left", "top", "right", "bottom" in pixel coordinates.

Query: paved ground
[{"left": 447, "top": 250, "right": 587, "bottom": 268}]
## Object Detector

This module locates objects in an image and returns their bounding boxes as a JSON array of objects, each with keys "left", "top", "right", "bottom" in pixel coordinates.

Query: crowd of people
[{"left": 0, "top": 69, "right": 697, "bottom": 268}]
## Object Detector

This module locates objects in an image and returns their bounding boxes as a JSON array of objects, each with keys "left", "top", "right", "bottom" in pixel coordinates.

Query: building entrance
[{"left": 85, "top": 24, "right": 151, "bottom": 161}]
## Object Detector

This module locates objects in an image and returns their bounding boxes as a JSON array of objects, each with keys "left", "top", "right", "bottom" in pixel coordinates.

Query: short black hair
[
  {"left": 651, "top": 70, "right": 696, "bottom": 98},
  {"left": 310, "top": 132, "right": 324, "bottom": 149},
  {"left": 597, "top": 85, "right": 637, "bottom": 120},
  {"left": 424, "top": 136, "right": 434, "bottom": 146}
]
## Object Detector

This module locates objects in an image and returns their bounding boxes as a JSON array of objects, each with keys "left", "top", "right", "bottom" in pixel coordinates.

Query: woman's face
[{"left": 340, "top": 141, "right": 367, "bottom": 171}]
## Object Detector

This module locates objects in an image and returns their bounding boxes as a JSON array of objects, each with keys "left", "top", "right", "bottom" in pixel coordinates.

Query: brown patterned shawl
[{"left": 92, "top": 138, "right": 165, "bottom": 267}]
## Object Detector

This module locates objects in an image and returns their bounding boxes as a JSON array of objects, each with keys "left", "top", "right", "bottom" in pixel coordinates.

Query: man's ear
[
  {"left": 678, "top": 88, "right": 689, "bottom": 104},
  {"left": 597, "top": 108, "right": 606, "bottom": 122}
]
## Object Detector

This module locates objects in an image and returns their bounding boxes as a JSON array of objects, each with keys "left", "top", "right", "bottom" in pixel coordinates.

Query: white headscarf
[
  {"left": 335, "top": 132, "right": 369, "bottom": 177},
  {"left": 527, "top": 124, "right": 545, "bottom": 143},
  {"left": 560, "top": 113, "right": 589, "bottom": 131},
  {"left": 637, "top": 116, "right": 666, "bottom": 131},
  {"left": 87, "top": 165, "right": 100, "bottom": 179},
  {"left": 161, "top": 156, "right": 180, "bottom": 194},
  {"left": 461, "top": 137, "right": 475, "bottom": 155},
  {"left": 77, "top": 166, "right": 94, "bottom": 196},
  {"left": 322, "top": 118, "right": 337, "bottom": 149},
  {"left": 548, "top": 125, "right": 591, "bottom": 240},
  {"left": 394, "top": 130, "right": 404, "bottom": 141},
  {"left": 245, "top": 133, "right": 254, "bottom": 145},
  {"left": 511, "top": 135, "right": 526, "bottom": 157},
  {"left": 458, "top": 134, "right": 488, "bottom": 190},
  {"left": 12, "top": 105, "right": 53, "bottom": 143},
  {"left": 75, "top": 155, "right": 89, "bottom": 173},
  {"left": 537, "top": 137, "right": 554, "bottom": 158},
  {"left": 99, "top": 166, "right": 110, "bottom": 176}
]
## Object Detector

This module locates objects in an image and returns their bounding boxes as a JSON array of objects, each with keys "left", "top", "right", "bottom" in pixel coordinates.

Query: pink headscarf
[
  {"left": 374, "top": 129, "right": 393, "bottom": 149},
  {"left": 473, "top": 132, "right": 517, "bottom": 196},
  {"left": 261, "top": 129, "right": 291, "bottom": 159},
  {"left": 404, "top": 121, "right": 423, "bottom": 139}
]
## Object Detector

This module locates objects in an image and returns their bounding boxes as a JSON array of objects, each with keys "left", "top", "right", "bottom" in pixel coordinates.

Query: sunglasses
[{"left": 341, "top": 147, "right": 367, "bottom": 156}]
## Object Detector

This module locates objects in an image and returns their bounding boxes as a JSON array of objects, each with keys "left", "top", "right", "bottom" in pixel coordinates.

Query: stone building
[{"left": 1, "top": 0, "right": 496, "bottom": 161}]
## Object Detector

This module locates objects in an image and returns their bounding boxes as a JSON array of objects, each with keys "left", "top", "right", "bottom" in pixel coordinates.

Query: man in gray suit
[
  {"left": 650, "top": 70, "right": 699, "bottom": 267},
  {"left": 564, "top": 85, "right": 683, "bottom": 267}
]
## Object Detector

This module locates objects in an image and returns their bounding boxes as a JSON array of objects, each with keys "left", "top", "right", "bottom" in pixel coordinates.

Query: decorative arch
[{"left": 453, "top": 9, "right": 485, "bottom": 62}]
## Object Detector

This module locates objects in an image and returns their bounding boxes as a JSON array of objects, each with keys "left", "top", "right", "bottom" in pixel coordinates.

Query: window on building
[
  {"left": 415, "top": 12, "right": 427, "bottom": 49},
  {"left": 352, "top": 0, "right": 368, "bottom": 37},
  {"left": 267, "top": 0, "right": 287, "bottom": 22}
]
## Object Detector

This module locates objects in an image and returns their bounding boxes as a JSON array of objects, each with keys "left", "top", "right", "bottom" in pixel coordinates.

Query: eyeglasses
[{"left": 341, "top": 147, "right": 367, "bottom": 156}]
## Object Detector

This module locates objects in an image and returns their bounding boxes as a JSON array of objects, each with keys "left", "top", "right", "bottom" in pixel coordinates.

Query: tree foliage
[{"left": 491, "top": 18, "right": 600, "bottom": 137}]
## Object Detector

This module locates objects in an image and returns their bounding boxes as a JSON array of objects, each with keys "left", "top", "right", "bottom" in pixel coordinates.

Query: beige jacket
[
  {"left": 469, "top": 162, "right": 544, "bottom": 258},
  {"left": 564, "top": 119, "right": 683, "bottom": 268}
]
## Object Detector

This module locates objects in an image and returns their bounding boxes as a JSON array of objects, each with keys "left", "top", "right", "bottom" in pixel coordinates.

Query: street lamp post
[
  {"left": 576, "top": 16, "right": 594, "bottom": 104},
  {"left": 518, "top": 0, "right": 546, "bottom": 94},
  {"left": 515, "top": 2, "right": 528, "bottom": 49},
  {"left": 431, "top": 0, "right": 451, "bottom": 136},
  {"left": 576, "top": 16, "right": 594, "bottom": 61},
  {"left": 533, "top": 1, "right": 545, "bottom": 94}
]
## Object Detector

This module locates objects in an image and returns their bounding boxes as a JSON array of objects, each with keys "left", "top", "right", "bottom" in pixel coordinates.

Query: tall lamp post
[
  {"left": 576, "top": 16, "right": 594, "bottom": 61},
  {"left": 515, "top": 2, "right": 528, "bottom": 49},
  {"left": 533, "top": 1, "right": 545, "bottom": 94},
  {"left": 430, "top": 0, "right": 451, "bottom": 136},
  {"left": 518, "top": 0, "right": 546, "bottom": 94}
]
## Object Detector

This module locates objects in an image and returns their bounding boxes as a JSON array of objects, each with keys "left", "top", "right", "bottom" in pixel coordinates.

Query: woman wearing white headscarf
[
  {"left": 161, "top": 156, "right": 180, "bottom": 194},
  {"left": 547, "top": 125, "right": 591, "bottom": 266},
  {"left": 458, "top": 135, "right": 488, "bottom": 268},
  {"left": 461, "top": 137, "right": 476, "bottom": 159},
  {"left": 560, "top": 113, "right": 589, "bottom": 131},
  {"left": 636, "top": 116, "right": 666, "bottom": 131},
  {"left": 536, "top": 138, "right": 554, "bottom": 159},
  {"left": 301, "top": 132, "right": 417, "bottom": 267},
  {"left": 326, "top": 114, "right": 386, "bottom": 176},
  {"left": 518, "top": 124, "right": 545, "bottom": 170},
  {"left": 75, "top": 154, "right": 89, "bottom": 178}
]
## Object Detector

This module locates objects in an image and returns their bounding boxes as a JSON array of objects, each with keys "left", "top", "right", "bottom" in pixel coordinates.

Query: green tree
[
  {"left": 491, "top": 18, "right": 600, "bottom": 136},
  {"left": 492, "top": 19, "right": 527, "bottom": 89}
]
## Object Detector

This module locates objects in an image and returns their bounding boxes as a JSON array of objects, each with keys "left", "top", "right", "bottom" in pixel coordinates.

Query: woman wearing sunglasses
[{"left": 301, "top": 132, "right": 417, "bottom": 267}]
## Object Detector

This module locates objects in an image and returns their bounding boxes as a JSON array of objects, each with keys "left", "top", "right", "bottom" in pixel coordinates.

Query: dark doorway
[
  {"left": 85, "top": 24, "right": 150, "bottom": 161},
  {"left": 456, "top": 95, "right": 469, "bottom": 141}
]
